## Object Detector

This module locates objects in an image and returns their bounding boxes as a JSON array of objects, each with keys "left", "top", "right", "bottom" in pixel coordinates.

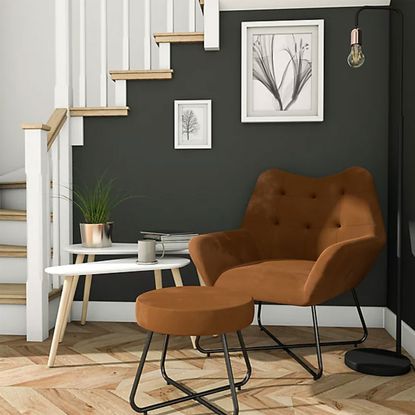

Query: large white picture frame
[
  {"left": 241, "top": 20, "right": 324, "bottom": 123},
  {"left": 174, "top": 100, "right": 212, "bottom": 149}
]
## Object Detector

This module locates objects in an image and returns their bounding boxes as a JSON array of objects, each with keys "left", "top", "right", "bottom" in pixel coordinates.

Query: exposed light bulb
[
  {"left": 348, "top": 44, "right": 365, "bottom": 68},
  {"left": 347, "top": 28, "right": 365, "bottom": 68}
]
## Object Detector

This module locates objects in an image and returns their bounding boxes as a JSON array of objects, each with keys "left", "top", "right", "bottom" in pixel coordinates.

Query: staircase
[
  {"left": 5, "top": 0, "right": 218, "bottom": 341},
  {"left": 0, "top": 173, "right": 61, "bottom": 335}
]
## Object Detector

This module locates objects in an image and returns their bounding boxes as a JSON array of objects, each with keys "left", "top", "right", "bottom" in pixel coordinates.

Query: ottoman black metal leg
[
  {"left": 130, "top": 331, "right": 251, "bottom": 414},
  {"left": 222, "top": 334, "right": 239, "bottom": 414}
]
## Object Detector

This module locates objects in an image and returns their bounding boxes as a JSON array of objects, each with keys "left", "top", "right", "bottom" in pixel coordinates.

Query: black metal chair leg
[
  {"left": 130, "top": 331, "right": 154, "bottom": 414},
  {"left": 221, "top": 334, "right": 239, "bottom": 415},
  {"left": 257, "top": 302, "right": 264, "bottom": 330},
  {"left": 196, "top": 289, "right": 368, "bottom": 364},
  {"left": 236, "top": 330, "right": 252, "bottom": 389},
  {"left": 351, "top": 288, "right": 368, "bottom": 346},
  {"left": 311, "top": 306, "right": 323, "bottom": 380}
]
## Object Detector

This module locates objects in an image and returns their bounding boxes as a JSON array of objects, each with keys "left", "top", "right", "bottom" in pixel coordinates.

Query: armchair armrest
[
  {"left": 189, "top": 229, "right": 260, "bottom": 286},
  {"left": 304, "top": 235, "right": 385, "bottom": 305}
]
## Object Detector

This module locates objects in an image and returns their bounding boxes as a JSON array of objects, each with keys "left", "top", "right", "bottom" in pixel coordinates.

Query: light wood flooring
[{"left": 0, "top": 323, "right": 414, "bottom": 414}]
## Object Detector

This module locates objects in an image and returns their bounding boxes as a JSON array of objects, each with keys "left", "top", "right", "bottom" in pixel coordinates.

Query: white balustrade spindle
[
  {"left": 144, "top": 0, "right": 151, "bottom": 70},
  {"left": 115, "top": 0, "right": 130, "bottom": 106},
  {"left": 167, "top": 0, "right": 174, "bottom": 32},
  {"left": 51, "top": 142, "right": 61, "bottom": 289},
  {"left": 79, "top": 0, "right": 86, "bottom": 106},
  {"left": 100, "top": 0, "right": 108, "bottom": 106},
  {"left": 188, "top": 0, "right": 196, "bottom": 32}
]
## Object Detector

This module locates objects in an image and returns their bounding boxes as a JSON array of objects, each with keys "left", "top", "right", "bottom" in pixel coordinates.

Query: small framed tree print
[
  {"left": 241, "top": 20, "right": 324, "bottom": 123},
  {"left": 174, "top": 100, "right": 212, "bottom": 149}
]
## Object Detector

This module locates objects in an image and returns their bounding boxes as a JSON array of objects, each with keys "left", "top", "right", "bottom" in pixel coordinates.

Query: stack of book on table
[{"left": 140, "top": 231, "right": 199, "bottom": 252}]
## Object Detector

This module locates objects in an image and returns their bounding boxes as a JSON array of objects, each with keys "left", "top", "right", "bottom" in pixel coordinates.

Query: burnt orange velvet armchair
[{"left": 190, "top": 167, "right": 386, "bottom": 379}]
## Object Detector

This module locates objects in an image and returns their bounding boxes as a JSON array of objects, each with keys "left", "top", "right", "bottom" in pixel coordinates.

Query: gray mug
[{"left": 137, "top": 240, "right": 165, "bottom": 263}]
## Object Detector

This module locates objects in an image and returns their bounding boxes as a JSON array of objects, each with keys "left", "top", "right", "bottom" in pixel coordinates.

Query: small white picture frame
[
  {"left": 241, "top": 19, "right": 324, "bottom": 123},
  {"left": 174, "top": 100, "right": 212, "bottom": 149}
]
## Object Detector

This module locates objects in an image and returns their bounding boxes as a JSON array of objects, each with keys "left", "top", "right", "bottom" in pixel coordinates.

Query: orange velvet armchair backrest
[{"left": 242, "top": 167, "right": 386, "bottom": 261}]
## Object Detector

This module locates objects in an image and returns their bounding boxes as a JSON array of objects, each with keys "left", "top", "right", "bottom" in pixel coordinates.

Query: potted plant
[{"left": 70, "top": 177, "right": 130, "bottom": 248}]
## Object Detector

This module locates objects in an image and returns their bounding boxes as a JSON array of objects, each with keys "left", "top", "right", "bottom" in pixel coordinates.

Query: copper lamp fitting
[{"left": 351, "top": 28, "right": 362, "bottom": 45}]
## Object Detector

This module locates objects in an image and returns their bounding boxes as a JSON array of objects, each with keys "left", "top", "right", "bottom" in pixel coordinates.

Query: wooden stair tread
[
  {"left": 69, "top": 107, "right": 129, "bottom": 117},
  {"left": 154, "top": 32, "right": 204, "bottom": 44},
  {"left": 0, "top": 244, "right": 27, "bottom": 258},
  {"left": 0, "top": 209, "right": 26, "bottom": 221},
  {"left": 0, "top": 283, "right": 62, "bottom": 305},
  {"left": 0, "top": 181, "right": 26, "bottom": 190},
  {"left": 110, "top": 69, "right": 173, "bottom": 81}
]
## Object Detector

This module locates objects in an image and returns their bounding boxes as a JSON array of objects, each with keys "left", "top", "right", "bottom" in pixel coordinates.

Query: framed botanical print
[
  {"left": 241, "top": 20, "right": 324, "bottom": 123},
  {"left": 174, "top": 100, "right": 212, "bottom": 149}
]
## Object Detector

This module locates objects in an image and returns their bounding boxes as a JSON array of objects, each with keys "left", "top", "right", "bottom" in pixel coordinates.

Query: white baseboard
[
  {"left": 384, "top": 308, "right": 415, "bottom": 360},
  {"left": 72, "top": 301, "right": 384, "bottom": 328}
]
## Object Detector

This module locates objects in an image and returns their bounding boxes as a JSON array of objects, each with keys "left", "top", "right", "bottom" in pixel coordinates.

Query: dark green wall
[
  {"left": 73, "top": 8, "right": 390, "bottom": 306},
  {"left": 389, "top": 0, "right": 415, "bottom": 330}
]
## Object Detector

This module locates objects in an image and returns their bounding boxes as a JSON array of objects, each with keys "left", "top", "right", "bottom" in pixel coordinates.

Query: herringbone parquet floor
[{"left": 0, "top": 322, "right": 414, "bottom": 414}]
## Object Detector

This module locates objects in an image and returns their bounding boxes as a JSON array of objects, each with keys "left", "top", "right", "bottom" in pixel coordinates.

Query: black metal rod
[
  {"left": 196, "top": 289, "right": 368, "bottom": 369},
  {"left": 236, "top": 330, "right": 252, "bottom": 388},
  {"left": 221, "top": 334, "right": 239, "bottom": 415},
  {"left": 354, "top": 5, "right": 405, "bottom": 355},
  {"left": 131, "top": 330, "right": 252, "bottom": 414},
  {"left": 311, "top": 306, "right": 323, "bottom": 379}
]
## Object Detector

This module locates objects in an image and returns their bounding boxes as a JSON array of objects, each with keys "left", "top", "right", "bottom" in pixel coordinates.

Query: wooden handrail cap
[{"left": 21, "top": 123, "right": 51, "bottom": 131}]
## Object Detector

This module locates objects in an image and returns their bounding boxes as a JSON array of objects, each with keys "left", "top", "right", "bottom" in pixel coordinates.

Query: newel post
[
  {"left": 204, "top": 0, "right": 220, "bottom": 51},
  {"left": 23, "top": 124, "right": 51, "bottom": 341}
]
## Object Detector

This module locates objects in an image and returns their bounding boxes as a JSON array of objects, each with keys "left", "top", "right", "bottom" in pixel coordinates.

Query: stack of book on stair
[{"left": 140, "top": 231, "right": 198, "bottom": 252}]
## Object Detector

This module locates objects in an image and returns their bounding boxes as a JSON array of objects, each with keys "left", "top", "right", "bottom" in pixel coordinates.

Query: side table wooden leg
[
  {"left": 58, "top": 254, "right": 84, "bottom": 343},
  {"left": 59, "top": 275, "right": 79, "bottom": 343},
  {"left": 197, "top": 269, "right": 206, "bottom": 286},
  {"left": 81, "top": 254, "right": 95, "bottom": 325},
  {"left": 48, "top": 276, "right": 73, "bottom": 367},
  {"left": 154, "top": 269, "right": 163, "bottom": 289},
  {"left": 171, "top": 268, "right": 184, "bottom": 287}
]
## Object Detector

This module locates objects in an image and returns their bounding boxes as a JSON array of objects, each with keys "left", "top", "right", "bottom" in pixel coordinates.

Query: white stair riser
[
  {"left": 0, "top": 221, "right": 27, "bottom": 245},
  {"left": 0, "top": 258, "right": 26, "bottom": 283},
  {"left": 0, "top": 188, "right": 26, "bottom": 210},
  {"left": 0, "top": 298, "right": 60, "bottom": 336},
  {"left": 0, "top": 304, "right": 26, "bottom": 335}
]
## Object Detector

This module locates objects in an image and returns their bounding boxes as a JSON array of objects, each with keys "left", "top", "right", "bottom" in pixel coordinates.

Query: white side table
[
  {"left": 45, "top": 257, "right": 190, "bottom": 367},
  {"left": 66, "top": 243, "right": 196, "bottom": 326}
]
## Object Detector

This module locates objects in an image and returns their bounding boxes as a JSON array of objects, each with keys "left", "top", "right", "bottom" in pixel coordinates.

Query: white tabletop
[
  {"left": 45, "top": 257, "right": 190, "bottom": 277},
  {"left": 66, "top": 243, "right": 189, "bottom": 256}
]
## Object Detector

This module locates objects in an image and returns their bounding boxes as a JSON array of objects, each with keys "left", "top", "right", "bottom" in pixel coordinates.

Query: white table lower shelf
[{"left": 45, "top": 257, "right": 190, "bottom": 367}]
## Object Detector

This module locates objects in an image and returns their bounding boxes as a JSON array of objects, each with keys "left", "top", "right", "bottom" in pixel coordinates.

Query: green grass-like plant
[{"left": 69, "top": 177, "right": 131, "bottom": 224}]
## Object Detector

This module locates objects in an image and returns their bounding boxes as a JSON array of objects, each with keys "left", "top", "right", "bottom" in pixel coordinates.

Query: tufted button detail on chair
[
  {"left": 311, "top": 193, "right": 317, "bottom": 199},
  {"left": 275, "top": 219, "right": 280, "bottom": 225},
  {"left": 336, "top": 223, "right": 342, "bottom": 228},
  {"left": 280, "top": 189, "right": 286, "bottom": 196},
  {"left": 305, "top": 224, "right": 311, "bottom": 229},
  {"left": 340, "top": 188, "right": 345, "bottom": 195}
]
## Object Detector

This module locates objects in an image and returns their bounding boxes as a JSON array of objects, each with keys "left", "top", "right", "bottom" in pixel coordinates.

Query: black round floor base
[{"left": 345, "top": 348, "right": 411, "bottom": 376}]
